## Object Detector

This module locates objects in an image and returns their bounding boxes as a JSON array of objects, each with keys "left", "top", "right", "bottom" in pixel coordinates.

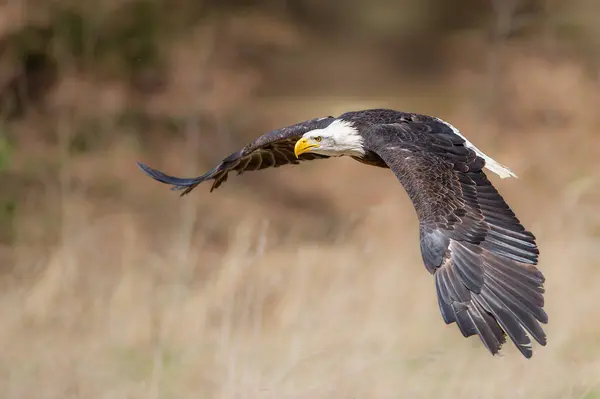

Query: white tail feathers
[
  {"left": 436, "top": 118, "right": 518, "bottom": 179},
  {"left": 477, "top": 152, "right": 518, "bottom": 179}
]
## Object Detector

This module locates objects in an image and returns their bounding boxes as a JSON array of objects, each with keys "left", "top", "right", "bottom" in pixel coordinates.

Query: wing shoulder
[
  {"left": 369, "top": 123, "right": 487, "bottom": 242},
  {"left": 338, "top": 109, "right": 467, "bottom": 146}
]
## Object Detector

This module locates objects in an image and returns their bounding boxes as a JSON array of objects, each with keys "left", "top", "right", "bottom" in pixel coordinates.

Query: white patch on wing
[{"left": 436, "top": 117, "right": 518, "bottom": 179}]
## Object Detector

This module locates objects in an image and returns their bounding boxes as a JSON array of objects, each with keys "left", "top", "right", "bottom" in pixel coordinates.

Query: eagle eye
[{"left": 314, "top": 136, "right": 322, "bottom": 142}]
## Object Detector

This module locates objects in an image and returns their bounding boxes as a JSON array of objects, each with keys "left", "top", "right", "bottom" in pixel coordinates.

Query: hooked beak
[{"left": 294, "top": 138, "right": 319, "bottom": 158}]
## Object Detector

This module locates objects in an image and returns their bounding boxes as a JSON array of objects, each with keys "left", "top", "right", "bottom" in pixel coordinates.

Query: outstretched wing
[
  {"left": 371, "top": 121, "right": 547, "bottom": 358},
  {"left": 137, "top": 117, "right": 336, "bottom": 195}
]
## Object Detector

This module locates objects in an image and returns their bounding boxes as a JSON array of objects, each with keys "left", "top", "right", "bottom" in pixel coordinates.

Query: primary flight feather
[{"left": 137, "top": 108, "right": 547, "bottom": 358}]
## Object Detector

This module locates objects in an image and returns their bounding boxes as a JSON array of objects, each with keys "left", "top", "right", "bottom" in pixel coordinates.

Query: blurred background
[{"left": 1, "top": 0, "right": 599, "bottom": 398}]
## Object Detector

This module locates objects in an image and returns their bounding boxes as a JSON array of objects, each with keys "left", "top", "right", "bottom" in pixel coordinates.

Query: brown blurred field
[{"left": 1, "top": 1, "right": 600, "bottom": 398}]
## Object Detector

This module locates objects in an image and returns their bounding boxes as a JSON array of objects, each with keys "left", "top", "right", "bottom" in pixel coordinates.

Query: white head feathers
[{"left": 301, "top": 119, "right": 366, "bottom": 157}]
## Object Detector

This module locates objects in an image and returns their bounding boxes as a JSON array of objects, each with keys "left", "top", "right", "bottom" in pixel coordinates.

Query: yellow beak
[{"left": 294, "top": 138, "right": 319, "bottom": 158}]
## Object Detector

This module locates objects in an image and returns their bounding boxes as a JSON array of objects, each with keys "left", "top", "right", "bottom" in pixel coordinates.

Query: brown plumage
[{"left": 138, "top": 108, "right": 547, "bottom": 358}]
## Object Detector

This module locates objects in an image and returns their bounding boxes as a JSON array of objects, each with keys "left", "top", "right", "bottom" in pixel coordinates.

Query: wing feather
[
  {"left": 453, "top": 303, "right": 477, "bottom": 337},
  {"left": 369, "top": 121, "right": 547, "bottom": 358}
]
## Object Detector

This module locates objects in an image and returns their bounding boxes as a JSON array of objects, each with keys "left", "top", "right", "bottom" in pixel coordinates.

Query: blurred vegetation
[
  {"left": 1, "top": 0, "right": 598, "bottom": 119},
  {"left": 0, "top": 1, "right": 597, "bottom": 111},
  {"left": 0, "top": 0, "right": 599, "bottom": 245}
]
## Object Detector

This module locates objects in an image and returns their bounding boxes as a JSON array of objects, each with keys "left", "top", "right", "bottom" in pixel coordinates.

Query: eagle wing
[
  {"left": 371, "top": 121, "right": 547, "bottom": 358},
  {"left": 137, "top": 116, "right": 336, "bottom": 195}
]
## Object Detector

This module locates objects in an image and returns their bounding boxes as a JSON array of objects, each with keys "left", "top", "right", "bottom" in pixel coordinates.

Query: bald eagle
[{"left": 137, "top": 108, "right": 547, "bottom": 358}]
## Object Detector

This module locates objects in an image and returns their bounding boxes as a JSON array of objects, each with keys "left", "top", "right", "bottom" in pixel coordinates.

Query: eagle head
[{"left": 294, "top": 119, "right": 365, "bottom": 158}]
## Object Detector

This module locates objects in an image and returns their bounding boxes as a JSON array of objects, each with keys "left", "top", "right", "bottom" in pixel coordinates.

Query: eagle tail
[
  {"left": 480, "top": 155, "right": 517, "bottom": 179},
  {"left": 433, "top": 117, "right": 518, "bottom": 179}
]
